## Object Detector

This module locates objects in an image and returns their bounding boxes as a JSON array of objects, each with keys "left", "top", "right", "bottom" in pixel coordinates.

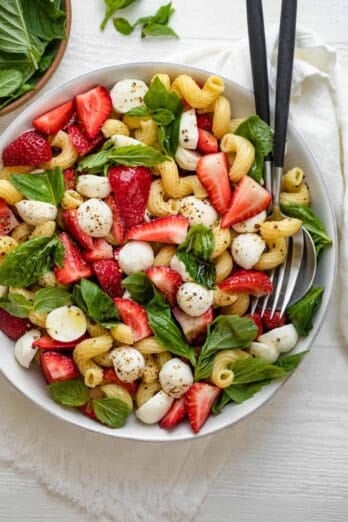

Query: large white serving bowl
[{"left": 0, "top": 63, "right": 337, "bottom": 442}]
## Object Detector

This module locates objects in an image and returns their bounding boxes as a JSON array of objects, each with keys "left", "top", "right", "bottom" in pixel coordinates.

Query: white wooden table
[{"left": 0, "top": 1, "right": 348, "bottom": 520}]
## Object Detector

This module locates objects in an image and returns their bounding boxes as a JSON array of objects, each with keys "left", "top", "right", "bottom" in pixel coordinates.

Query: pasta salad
[{"left": 0, "top": 73, "right": 331, "bottom": 433}]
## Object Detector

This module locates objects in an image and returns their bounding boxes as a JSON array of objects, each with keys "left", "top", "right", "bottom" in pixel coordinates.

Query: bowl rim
[
  {"left": 0, "top": 62, "right": 338, "bottom": 442},
  {"left": 0, "top": 0, "right": 72, "bottom": 117}
]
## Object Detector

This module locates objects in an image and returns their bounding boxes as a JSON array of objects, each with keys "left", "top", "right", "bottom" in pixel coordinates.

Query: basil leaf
[
  {"left": 109, "top": 145, "right": 168, "bottom": 167},
  {"left": 53, "top": 237, "right": 65, "bottom": 268},
  {"left": 93, "top": 398, "right": 131, "bottom": 428},
  {"left": 213, "top": 380, "right": 271, "bottom": 413},
  {"left": 177, "top": 225, "right": 216, "bottom": 287},
  {"left": 0, "top": 69, "right": 23, "bottom": 97},
  {"left": 77, "top": 149, "right": 110, "bottom": 173},
  {"left": 100, "top": 0, "right": 137, "bottom": 30},
  {"left": 10, "top": 167, "right": 64, "bottom": 206},
  {"left": 125, "top": 106, "right": 151, "bottom": 118},
  {"left": 48, "top": 380, "right": 89, "bottom": 407},
  {"left": 72, "top": 279, "right": 119, "bottom": 328},
  {"left": 142, "top": 23, "right": 178, "bottom": 38},
  {"left": 159, "top": 112, "right": 182, "bottom": 156},
  {"left": 231, "top": 357, "right": 287, "bottom": 384},
  {"left": 0, "top": 51, "right": 36, "bottom": 84},
  {"left": 236, "top": 116, "right": 273, "bottom": 182},
  {"left": 144, "top": 77, "right": 182, "bottom": 114},
  {"left": 152, "top": 108, "right": 175, "bottom": 126},
  {"left": 147, "top": 291, "right": 196, "bottom": 366},
  {"left": 113, "top": 17, "right": 134, "bottom": 35},
  {"left": 281, "top": 203, "right": 332, "bottom": 257},
  {"left": 275, "top": 350, "right": 308, "bottom": 371},
  {"left": 122, "top": 272, "right": 154, "bottom": 305},
  {"left": 33, "top": 287, "right": 71, "bottom": 313},
  {"left": 177, "top": 251, "right": 216, "bottom": 288},
  {"left": 286, "top": 287, "right": 324, "bottom": 337},
  {"left": 38, "top": 45, "right": 56, "bottom": 73},
  {"left": 0, "top": 293, "right": 32, "bottom": 318},
  {"left": 21, "top": 0, "right": 67, "bottom": 41},
  {"left": 195, "top": 315, "right": 257, "bottom": 381}
]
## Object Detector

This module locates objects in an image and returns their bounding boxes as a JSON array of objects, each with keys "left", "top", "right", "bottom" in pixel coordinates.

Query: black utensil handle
[
  {"left": 246, "top": 0, "right": 270, "bottom": 125},
  {"left": 273, "top": 0, "right": 297, "bottom": 168}
]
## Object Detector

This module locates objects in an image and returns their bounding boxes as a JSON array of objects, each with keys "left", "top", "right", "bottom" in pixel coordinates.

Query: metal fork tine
[
  {"left": 260, "top": 270, "right": 276, "bottom": 316},
  {"left": 270, "top": 239, "right": 289, "bottom": 318},
  {"left": 279, "top": 229, "right": 304, "bottom": 317}
]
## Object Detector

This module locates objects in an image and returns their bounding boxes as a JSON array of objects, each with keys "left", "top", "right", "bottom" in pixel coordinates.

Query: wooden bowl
[{"left": 0, "top": 0, "right": 72, "bottom": 117}]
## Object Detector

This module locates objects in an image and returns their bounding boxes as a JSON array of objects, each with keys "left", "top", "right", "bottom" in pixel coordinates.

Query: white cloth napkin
[{"left": 0, "top": 27, "right": 343, "bottom": 522}]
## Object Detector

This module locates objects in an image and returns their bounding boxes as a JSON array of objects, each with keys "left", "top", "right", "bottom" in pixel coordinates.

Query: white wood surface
[{"left": 0, "top": 1, "right": 348, "bottom": 520}]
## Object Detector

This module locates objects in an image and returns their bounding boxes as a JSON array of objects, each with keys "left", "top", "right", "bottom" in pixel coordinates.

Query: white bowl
[{"left": 0, "top": 63, "right": 337, "bottom": 442}]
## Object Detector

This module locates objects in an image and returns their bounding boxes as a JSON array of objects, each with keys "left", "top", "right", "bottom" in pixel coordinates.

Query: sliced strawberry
[
  {"left": 114, "top": 298, "right": 151, "bottom": 342},
  {"left": 33, "top": 100, "right": 74, "bottom": 135},
  {"left": 173, "top": 307, "right": 213, "bottom": 343},
  {"left": 105, "top": 195, "right": 126, "bottom": 245},
  {"left": 54, "top": 232, "right": 93, "bottom": 284},
  {"left": 261, "top": 310, "right": 287, "bottom": 332},
  {"left": 159, "top": 396, "right": 187, "bottom": 430},
  {"left": 63, "top": 111, "right": 77, "bottom": 130},
  {"left": 197, "top": 152, "right": 232, "bottom": 215},
  {"left": 126, "top": 216, "right": 189, "bottom": 244},
  {"left": 93, "top": 259, "right": 123, "bottom": 298},
  {"left": 0, "top": 199, "right": 19, "bottom": 235},
  {"left": 75, "top": 86, "right": 112, "bottom": 139},
  {"left": 197, "top": 129, "right": 218, "bottom": 154},
  {"left": 33, "top": 335, "right": 86, "bottom": 350},
  {"left": 62, "top": 209, "right": 94, "bottom": 250},
  {"left": 2, "top": 130, "right": 52, "bottom": 167},
  {"left": 245, "top": 313, "right": 263, "bottom": 338},
  {"left": 108, "top": 166, "right": 152, "bottom": 230},
  {"left": 185, "top": 383, "right": 221, "bottom": 433},
  {"left": 80, "top": 400, "right": 98, "bottom": 421},
  {"left": 83, "top": 239, "right": 113, "bottom": 263},
  {"left": 197, "top": 113, "right": 213, "bottom": 132},
  {"left": 219, "top": 270, "right": 273, "bottom": 297},
  {"left": 0, "top": 309, "right": 29, "bottom": 340},
  {"left": 102, "top": 368, "right": 138, "bottom": 394},
  {"left": 63, "top": 168, "right": 76, "bottom": 190},
  {"left": 67, "top": 124, "right": 104, "bottom": 157},
  {"left": 145, "top": 266, "right": 182, "bottom": 306},
  {"left": 40, "top": 351, "right": 79, "bottom": 384},
  {"left": 221, "top": 175, "right": 271, "bottom": 228}
]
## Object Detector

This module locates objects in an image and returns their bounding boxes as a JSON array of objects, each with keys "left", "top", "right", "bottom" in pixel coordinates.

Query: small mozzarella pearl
[
  {"left": 46, "top": 305, "right": 87, "bottom": 342},
  {"left": 170, "top": 254, "right": 193, "bottom": 282},
  {"left": 76, "top": 175, "right": 111, "bottom": 199},
  {"left": 159, "top": 358, "right": 193, "bottom": 398},
  {"left": 232, "top": 211, "right": 267, "bottom": 233},
  {"left": 136, "top": 390, "right": 174, "bottom": 424},
  {"left": 77, "top": 198, "right": 113, "bottom": 238},
  {"left": 16, "top": 200, "right": 57, "bottom": 226},
  {"left": 110, "top": 79, "right": 148, "bottom": 113},
  {"left": 111, "top": 346, "right": 145, "bottom": 383},
  {"left": 258, "top": 324, "right": 299, "bottom": 354},
  {"left": 179, "top": 109, "right": 199, "bottom": 150},
  {"left": 231, "top": 233, "right": 265, "bottom": 269},
  {"left": 110, "top": 135, "right": 143, "bottom": 147},
  {"left": 177, "top": 282, "right": 213, "bottom": 317},
  {"left": 14, "top": 329, "right": 41, "bottom": 368},
  {"left": 175, "top": 146, "right": 201, "bottom": 171},
  {"left": 179, "top": 196, "right": 218, "bottom": 228},
  {"left": 118, "top": 241, "right": 154, "bottom": 275},
  {"left": 249, "top": 341, "right": 279, "bottom": 363}
]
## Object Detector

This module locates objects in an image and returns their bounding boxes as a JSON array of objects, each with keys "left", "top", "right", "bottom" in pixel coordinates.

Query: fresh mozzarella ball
[
  {"left": 46, "top": 305, "right": 87, "bottom": 342},
  {"left": 232, "top": 211, "right": 267, "bottom": 233},
  {"left": 136, "top": 390, "right": 174, "bottom": 424},
  {"left": 177, "top": 282, "right": 213, "bottom": 317},
  {"left": 76, "top": 175, "right": 111, "bottom": 199},
  {"left": 231, "top": 233, "right": 265, "bottom": 269},
  {"left": 77, "top": 198, "right": 113, "bottom": 238},
  {"left": 175, "top": 146, "right": 201, "bottom": 171},
  {"left": 123, "top": 290, "right": 132, "bottom": 299},
  {"left": 170, "top": 254, "right": 193, "bottom": 282},
  {"left": 179, "top": 196, "right": 218, "bottom": 228},
  {"left": 258, "top": 324, "right": 299, "bottom": 354},
  {"left": 179, "top": 109, "right": 199, "bottom": 150},
  {"left": 14, "top": 330, "right": 41, "bottom": 368},
  {"left": 249, "top": 341, "right": 279, "bottom": 363},
  {"left": 111, "top": 347, "right": 145, "bottom": 383},
  {"left": 159, "top": 358, "right": 193, "bottom": 398},
  {"left": 110, "top": 135, "right": 143, "bottom": 147},
  {"left": 110, "top": 79, "right": 148, "bottom": 114},
  {"left": 118, "top": 241, "right": 154, "bottom": 275},
  {"left": 0, "top": 285, "right": 8, "bottom": 298},
  {"left": 16, "top": 200, "right": 57, "bottom": 226}
]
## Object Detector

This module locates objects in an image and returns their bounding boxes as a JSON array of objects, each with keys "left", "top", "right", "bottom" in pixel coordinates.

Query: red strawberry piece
[
  {"left": 62, "top": 209, "right": 94, "bottom": 250},
  {"left": 83, "top": 239, "right": 113, "bottom": 263},
  {"left": 197, "top": 113, "right": 213, "bottom": 132},
  {"left": 102, "top": 368, "right": 138, "bottom": 394},
  {"left": 197, "top": 129, "right": 218, "bottom": 154},
  {"left": 159, "top": 396, "right": 187, "bottom": 430},
  {"left": 145, "top": 266, "right": 182, "bottom": 306},
  {"left": 33, "top": 100, "right": 74, "bottom": 135},
  {"left": 63, "top": 168, "right": 76, "bottom": 190},
  {"left": 182, "top": 99, "right": 192, "bottom": 110},
  {"left": 261, "top": 310, "right": 287, "bottom": 332},
  {"left": 108, "top": 166, "right": 152, "bottom": 230},
  {"left": 221, "top": 175, "right": 271, "bottom": 228},
  {"left": 197, "top": 152, "right": 232, "bottom": 215},
  {"left": 67, "top": 124, "right": 103, "bottom": 157},
  {"left": 0, "top": 309, "right": 29, "bottom": 340},
  {"left": 33, "top": 335, "right": 86, "bottom": 350},
  {"left": 93, "top": 259, "right": 123, "bottom": 298},
  {"left": 40, "top": 351, "right": 79, "bottom": 384},
  {"left": 80, "top": 400, "right": 98, "bottom": 421},
  {"left": 219, "top": 270, "right": 273, "bottom": 297},
  {"left": 126, "top": 216, "right": 189, "bottom": 244},
  {"left": 75, "top": 85, "right": 112, "bottom": 139},
  {"left": 63, "top": 111, "right": 77, "bottom": 130},
  {"left": 54, "top": 232, "right": 93, "bottom": 284},
  {"left": 105, "top": 195, "right": 126, "bottom": 245},
  {"left": 185, "top": 382, "right": 221, "bottom": 433},
  {"left": 2, "top": 130, "right": 52, "bottom": 167},
  {"left": 245, "top": 313, "right": 263, "bottom": 338},
  {"left": 114, "top": 298, "right": 151, "bottom": 342},
  {"left": 173, "top": 307, "right": 213, "bottom": 343},
  {"left": 0, "top": 199, "right": 19, "bottom": 235}
]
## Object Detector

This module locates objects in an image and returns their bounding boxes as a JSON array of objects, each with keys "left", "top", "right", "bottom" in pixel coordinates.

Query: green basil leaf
[
  {"left": 21, "top": 0, "right": 67, "bottom": 41},
  {"left": 125, "top": 106, "right": 151, "bottom": 118},
  {"left": 77, "top": 149, "right": 111, "bottom": 173},
  {"left": 122, "top": 272, "right": 154, "bottom": 305},
  {"left": 142, "top": 23, "right": 178, "bottom": 39},
  {"left": 48, "top": 379, "right": 89, "bottom": 407},
  {"left": 147, "top": 290, "right": 196, "bottom": 366},
  {"left": 177, "top": 225, "right": 216, "bottom": 287},
  {"left": 152, "top": 108, "right": 175, "bottom": 126},
  {"left": 213, "top": 380, "right": 271, "bottom": 413},
  {"left": 177, "top": 251, "right": 216, "bottom": 288},
  {"left": 0, "top": 51, "right": 36, "bottom": 84},
  {"left": 33, "top": 287, "right": 71, "bottom": 313},
  {"left": 72, "top": 279, "right": 119, "bottom": 328},
  {"left": 100, "top": 0, "right": 137, "bottom": 30},
  {"left": 195, "top": 315, "right": 257, "bottom": 381},
  {"left": 151, "top": 2, "right": 175, "bottom": 24},
  {"left": 113, "top": 17, "right": 134, "bottom": 35},
  {"left": 275, "top": 350, "right": 308, "bottom": 371},
  {"left": 286, "top": 287, "right": 324, "bottom": 336},
  {"left": 10, "top": 167, "right": 64, "bottom": 205},
  {"left": 0, "top": 69, "right": 23, "bottom": 97},
  {"left": 38, "top": 45, "right": 56, "bottom": 72},
  {"left": 109, "top": 144, "right": 168, "bottom": 167},
  {"left": 0, "top": 292, "right": 32, "bottom": 318},
  {"left": 236, "top": 116, "right": 274, "bottom": 182},
  {"left": 93, "top": 398, "right": 131, "bottom": 428},
  {"left": 158, "top": 110, "right": 182, "bottom": 156},
  {"left": 231, "top": 357, "right": 287, "bottom": 384},
  {"left": 144, "top": 77, "right": 182, "bottom": 114},
  {"left": 53, "top": 237, "right": 65, "bottom": 268}
]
